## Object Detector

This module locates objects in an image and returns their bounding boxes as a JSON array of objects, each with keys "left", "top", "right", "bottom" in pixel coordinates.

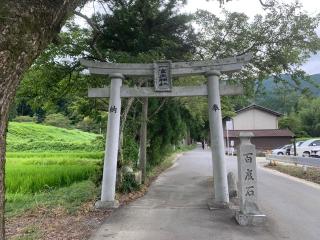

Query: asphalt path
[{"left": 90, "top": 146, "right": 320, "bottom": 240}]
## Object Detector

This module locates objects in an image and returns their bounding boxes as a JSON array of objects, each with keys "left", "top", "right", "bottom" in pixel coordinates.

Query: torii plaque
[
  {"left": 154, "top": 61, "right": 172, "bottom": 92},
  {"left": 80, "top": 53, "right": 252, "bottom": 208}
]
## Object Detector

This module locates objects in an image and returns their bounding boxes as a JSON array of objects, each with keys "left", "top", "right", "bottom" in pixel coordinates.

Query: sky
[{"left": 80, "top": 0, "right": 320, "bottom": 74}]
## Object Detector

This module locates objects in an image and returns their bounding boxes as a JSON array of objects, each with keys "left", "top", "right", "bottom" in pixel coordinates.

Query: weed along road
[{"left": 90, "top": 147, "right": 320, "bottom": 240}]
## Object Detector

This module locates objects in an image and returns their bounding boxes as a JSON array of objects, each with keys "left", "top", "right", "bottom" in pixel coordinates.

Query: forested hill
[
  {"left": 261, "top": 73, "right": 320, "bottom": 96},
  {"left": 254, "top": 73, "right": 320, "bottom": 114}
]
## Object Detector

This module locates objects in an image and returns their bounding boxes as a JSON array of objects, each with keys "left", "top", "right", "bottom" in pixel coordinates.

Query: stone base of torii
[{"left": 80, "top": 54, "right": 252, "bottom": 209}]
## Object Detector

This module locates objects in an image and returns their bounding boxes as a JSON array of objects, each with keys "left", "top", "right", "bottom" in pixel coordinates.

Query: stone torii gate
[{"left": 80, "top": 53, "right": 252, "bottom": 208}]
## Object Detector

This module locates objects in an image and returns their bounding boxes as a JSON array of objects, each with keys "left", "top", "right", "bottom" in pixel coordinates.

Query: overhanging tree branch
[
  {"left": 73, "top": 11, "right": 101, "bottom": 33},
  {"left": 148, "top": 99, "right": 168, "bottom": 121},
  {"left": 218, "top": 0, "right": 274, "bottom": 8},
  {"left": 73, "top": 11, "right": 104, "bottom": 60},
  {"left": 259, "top": 0, "right": 275, "bottom": 7}
]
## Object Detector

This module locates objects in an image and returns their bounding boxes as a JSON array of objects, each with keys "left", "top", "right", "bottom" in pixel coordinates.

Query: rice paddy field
[
  {"left": 6, "top": 152, "right": 103, "bottom": 194},
  {"left": 5, "top": 122, "right": 104, "bottom": 216}
]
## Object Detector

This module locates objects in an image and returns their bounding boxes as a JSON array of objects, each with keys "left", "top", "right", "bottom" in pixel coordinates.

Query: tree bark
[
  {"left": 139, "top": 97, "right": 148, "bottom": 183},
  {"left": 0, "top": 1, "right": 87, "bottom": 238},
  {"left": 118, "top": 97, "right": 135, "bottom": 166}
]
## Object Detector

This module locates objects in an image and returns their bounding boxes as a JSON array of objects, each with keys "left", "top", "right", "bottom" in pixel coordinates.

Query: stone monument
[{"left": 235, "top": 132, "right": 266, "bottom": 225}]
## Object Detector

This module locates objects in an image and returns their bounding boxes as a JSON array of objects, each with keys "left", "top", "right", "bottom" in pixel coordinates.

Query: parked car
[
  {"left": 296, "top": 139, "right": 320, "bottom": 157},
  {"left": 310, "top": 149, "right": 320, "bottom": 158},
  {"left": 290, "top": 141, "right": 304, "bottom": 155},
  {"left": 271, "top": 144, "right": 292, "bottom": 155}
]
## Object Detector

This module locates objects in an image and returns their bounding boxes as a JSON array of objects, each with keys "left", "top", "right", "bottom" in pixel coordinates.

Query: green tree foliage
[
  {"left": 253, "top": 72, "right": 320, "bottom": 115},
  {"left": 147, "top": 99, "right": 189, "bottom": 166},
  {"left": 255, "top": 85, "right": 301, "bottom": 114},
  {"left": 195, "top": 1, "right": 320, "bottom": 96},
  {"left": 96, "top": 0, "right": 197, "bottom": 61},
  {"left": 44, "top": 113, "right": 73, "bottom": 129},
  {"left": 279, "top": 96, "right": 320, "bottom": 137},
  {"left": 192, "top": 0, "right": 320, "bottom": 129},
  {"left": 279, "top": 114, "right": 305, "bottom": 137},
  {"left": 297, "top": 97, "right": 320, "bottom": 137},
  {"left": 14, "top": 23, "right": 109, "bottom": 128}
]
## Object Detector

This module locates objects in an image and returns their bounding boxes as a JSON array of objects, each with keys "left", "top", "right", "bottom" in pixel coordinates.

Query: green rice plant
[
  {"left": 5, "top": 152, "right": 103, "bottom": 194},
  {"left": 4, "top": 123, "right": 104, "bottom": 216},
  {"left": 7, "top": 151, "right": 104, "bottom": 159},
  {"left": 6, "top": 180, "right": 99, "bottom": 216}
]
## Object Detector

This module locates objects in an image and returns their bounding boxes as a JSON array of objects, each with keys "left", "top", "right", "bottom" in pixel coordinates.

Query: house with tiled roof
[{"left": 223, "top": 104, "right": 294, "bottom": 151}]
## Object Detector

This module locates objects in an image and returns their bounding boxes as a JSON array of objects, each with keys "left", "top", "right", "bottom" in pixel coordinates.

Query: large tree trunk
[{"left": 0, "top": 1, "right": 86, "bottom": 238}]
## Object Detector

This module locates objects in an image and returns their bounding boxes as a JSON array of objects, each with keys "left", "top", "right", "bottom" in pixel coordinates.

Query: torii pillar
[
  {"left": 207, "top": 71, "right": 229, "bottom": 206},
  {"left": 95, "top": 73, "right": 123, "bottom": 209}
]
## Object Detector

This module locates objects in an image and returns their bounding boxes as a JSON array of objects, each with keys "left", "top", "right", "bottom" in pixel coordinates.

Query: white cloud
[{"left": 301, "top": 54, "right": 320, "bottom": 75}]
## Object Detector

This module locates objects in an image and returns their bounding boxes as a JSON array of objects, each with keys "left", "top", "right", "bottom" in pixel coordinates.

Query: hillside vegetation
[
  {"left": 261, "top": 74, "right": 320, "bottom": 97},
  {"left": 4, "top": 122, "right": 191, "bottom": 218},
  {"left": 7, "top": 122, "right": 103, "bottom": 152},
  {"left": 5, "top": 123, "right": 104, "bottom": 216},
  {"left": 254, "top": 74, "right": 320, "bottom": 115}
]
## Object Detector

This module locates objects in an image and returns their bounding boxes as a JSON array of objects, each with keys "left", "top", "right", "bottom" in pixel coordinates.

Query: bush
[
  {"left": 7, "top": 141, "right": 103, "bottom": 152},
  {"left": 91, "top": 136, "right": 105, "bottom": 150},
  {"left": 44, "top": 113, "right": 73, "bottom": 129},
  {"left": 122, "top": 132, "right": 139, "bottom": 167},
  {"left": 13, "top": 116, "right": 34, "bottom": 122},
  {"left": 117, "top": 173, "right": 140, "bottom": 193},
  {"left": 76, "top": 116, "right": 99, "bottom": 133},
  {"left": 90, "top": 158, "right": 103, "bottom": 187}
]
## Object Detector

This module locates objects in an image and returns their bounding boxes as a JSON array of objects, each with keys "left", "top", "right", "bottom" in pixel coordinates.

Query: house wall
[{"left": 233, "top": 109, "right": 278, "bottom": 130}]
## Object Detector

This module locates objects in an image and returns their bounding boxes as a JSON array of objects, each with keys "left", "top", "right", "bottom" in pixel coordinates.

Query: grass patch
[
  {"left": 6, "top": 180, "right": 98, "bottom": 217},
  {"left": 266, "top": 164, "right": 320, "bottom": 185},
  {"left": 7, "top": 152, "right": 104, "bottom": 160},
  {"left": 7, "top": 122, "right": 103, "bottom": 152}
]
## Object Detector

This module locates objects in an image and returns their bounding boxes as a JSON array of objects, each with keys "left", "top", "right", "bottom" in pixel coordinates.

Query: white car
[
  {"left": 296, "top": 139, "right": 320, "bottom": 157},
  {"left": 290, "top": 141, "right": 304, "bottom": 155},
  {"left": 271, "top": 144, "right": 292, "bottom": 155}
]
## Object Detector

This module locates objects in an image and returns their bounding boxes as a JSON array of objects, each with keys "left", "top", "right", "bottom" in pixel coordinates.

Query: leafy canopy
[{"left": 195, "top": 1, "right": 320, "bottom": 96}]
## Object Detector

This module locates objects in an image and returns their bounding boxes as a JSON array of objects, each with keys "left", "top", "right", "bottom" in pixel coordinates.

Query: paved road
[{"left": 90, "top": 147, "right": 320, "bottom": 240}]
